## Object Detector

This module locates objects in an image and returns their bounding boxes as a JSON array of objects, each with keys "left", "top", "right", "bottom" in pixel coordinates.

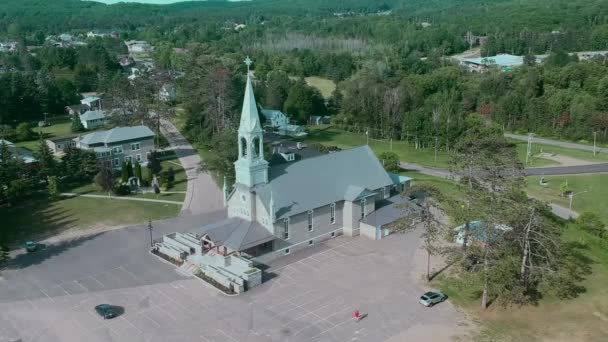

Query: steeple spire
[{"left": 238, "top": 56, "right": 263, "bottom": 135}]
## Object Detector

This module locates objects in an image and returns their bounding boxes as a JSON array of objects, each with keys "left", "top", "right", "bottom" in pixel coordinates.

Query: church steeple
[{"left": 234, "top": 56, "right": 269, "bottom": 188}]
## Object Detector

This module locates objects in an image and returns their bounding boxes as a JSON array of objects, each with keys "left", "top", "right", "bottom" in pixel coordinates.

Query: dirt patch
[{"left": 535, "top": 153, "right": 601, "bottom": 167}]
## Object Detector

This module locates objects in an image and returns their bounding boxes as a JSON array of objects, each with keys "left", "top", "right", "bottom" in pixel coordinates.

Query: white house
[{"left": 79, "top": 110, "right": 108, "bottom": 129}]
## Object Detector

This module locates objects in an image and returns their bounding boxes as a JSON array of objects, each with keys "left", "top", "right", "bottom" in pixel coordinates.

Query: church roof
[
  {"left": 257, "top": 145, "right": 394, "bottom": 220},
  {"left": 238, "top": 75, "right": 263, "bottom": 135},
  {"left": 192, "top": 217, "right": 275, "bottom": 251}
]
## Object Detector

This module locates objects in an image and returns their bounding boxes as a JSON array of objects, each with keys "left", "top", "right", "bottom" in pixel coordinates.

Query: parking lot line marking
[
  {"left": 74, "top": 280, "right": 89, "bottom": 292},
  {"left": 38, "top": 288, "right": 55, "bottom": 302},
  {"left": 308, "top": 316, "right": 353, "bottom": 341},
  {"left": 116, "top": 266, "right": 139, "bottom": 280},
  {"left": 26, "top": 299, "right": 37, "bottom": 310},
  {"left": 89, "top": 276, "right": 105, "bottom": 288},
  {"left": 121, "top": 316, "right": 143, "bottom": 334},
  {"left": 58, "top": 284, "right": 72, "bottom": 296},
  {"left": 142, "top": 312, "right": 161, "bottom": 327},
  {"left": 215, "top": 329, "right": 239, "bottom": 342},
  {"left": 267, "top": 289, "right": 314, "bottom": 310}
]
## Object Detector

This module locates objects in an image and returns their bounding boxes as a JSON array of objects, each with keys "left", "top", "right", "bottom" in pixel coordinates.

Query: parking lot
[{"left": 0, "top": 233, "right": 470, "bottom": 342}]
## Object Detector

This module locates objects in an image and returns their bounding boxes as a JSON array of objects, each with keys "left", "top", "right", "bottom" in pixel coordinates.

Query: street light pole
[
  {"left": 569, "top": 190, "right": 589, "bottom": 211},
  {"left": 526, "top": 133, "right": 534, "bottom": 165},
  {"left": 593, "top": 131, "right": 597, "bottom": 156},
  {"left": 148, "top": 219, "right": 154, "bottom": 247}
]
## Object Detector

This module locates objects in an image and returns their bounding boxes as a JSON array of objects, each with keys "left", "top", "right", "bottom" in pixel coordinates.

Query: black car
[{"left": 94, "top": 304, "right": 117, "bottom": 319}]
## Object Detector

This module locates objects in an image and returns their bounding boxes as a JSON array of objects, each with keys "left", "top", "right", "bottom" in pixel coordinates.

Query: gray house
[
  {"left": 45, "top": 135, "right": 77, "bottom": 155},
  {"left": 79, "top": 110, "right": 108, "bottom": 129},
  {"left": 75, "top": 125, "right": 155, "bottom": 168}
]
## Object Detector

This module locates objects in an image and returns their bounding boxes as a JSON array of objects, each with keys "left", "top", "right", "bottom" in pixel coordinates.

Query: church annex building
[{"left": 152, "top": 60, "right": 414, "bottom": 293}]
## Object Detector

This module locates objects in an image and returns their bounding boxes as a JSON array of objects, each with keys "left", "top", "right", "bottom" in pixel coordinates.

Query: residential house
[
  {"left": 65, "top": 104, "right": 89, "bottom": 116},
  {"left": 87, "top": 31, "right": 110, "bottom": 39},
  {"left": 0, "top": 41, "right": 18, "bottom": 52},
  {"left": 79, "top": 110, "right": 108, "bottom": 129},
  {"left": 81, "top": 96, "right": 102, "bottom": 110},
  {"left": 45, "top": 136, "right": 77, "bottom": 155},
  {"left": 125, "top": 40, "right": 153, "bottom": 54},
  {"left": 261, "top": 109, "right": 306, "bottom": 136},
  {"left": 74, "top": 126, "right": 155, "bottom": 168},
  {"left": 0, "top": 139, "right": 37, "bottom": 164}
]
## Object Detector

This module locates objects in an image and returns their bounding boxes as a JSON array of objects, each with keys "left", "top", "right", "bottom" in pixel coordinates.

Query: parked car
[
  {"left": 24, "top": 241, "right": 37, "bottom": 253},
  {"left": 94, "top": 304, "right": 117, "bottom": 319},
  {"left": 419, "top": 291, "right": 446, "bottom": 307}
]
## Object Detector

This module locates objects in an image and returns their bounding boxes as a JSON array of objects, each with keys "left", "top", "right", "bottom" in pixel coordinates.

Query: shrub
[
  {"left": 112, "top": 184, "right": 131, "bottom": 196},
  {"left": 47, "top": 176, "right": 61, "bottom": 199},
  {"left": 309, "top": 142, "right": 329, "bottom": 153},
  {"left": 576, "top": 212, "right": 607, "bottom": 238},
  {"left": 15, "top": 123, "right": 35, "bottom": 142},
  {"left": 378, "top": 152, "right": 400, "bottom": 173}
]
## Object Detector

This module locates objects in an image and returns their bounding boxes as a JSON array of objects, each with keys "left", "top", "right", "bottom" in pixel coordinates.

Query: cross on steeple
[{"left": 244, "top": 56, "right": 253, "bottom": 73}]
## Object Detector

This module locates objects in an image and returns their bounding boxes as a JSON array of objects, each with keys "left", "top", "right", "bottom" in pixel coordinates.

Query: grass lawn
[
  {"left": 1, "top": 194, "right": 180, "bottom": 243},
  {"left": 513, "top": 141, "right": 560, "bottom": 167},
  {"left": 438, "top": 224, "right": 608, "bottom": 341},
  {"left": 296, "top": 126, "right": 452, "bottom": 168},
  {"left": 510, "top": 139, "right": 608, "bottom": 164},
  {"left": 526, "top": 174, "right": 608, "bottom": 222},
  {"left": 304, "top": 76, "right": 336, "bottom": 98},
  {"left": 15, "top": 120, "right": 109, "bottom": 152}
]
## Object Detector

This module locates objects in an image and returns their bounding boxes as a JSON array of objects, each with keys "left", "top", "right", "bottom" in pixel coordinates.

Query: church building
[{"left": 188, "top": 60, "right": 412, "bottom": 263}]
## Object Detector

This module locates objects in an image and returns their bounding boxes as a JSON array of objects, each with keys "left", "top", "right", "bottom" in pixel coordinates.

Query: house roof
[
  {"left": 256, "top": 145, "right": 395, "bottom": 219},
  {"left": 81, "top": 96, "right": 100, "bottom": 105},
  {"left": 80, "top": 110, "right": 107, "bottom": 121},
  {"left": 78, "top": 126, "right": 154, "bottom": 145},
  {"left": 192, "top": 217, "right": 274, "bottom": 251},
  {"left": 261, "top": 109, "right": 285, "bottom": 120},
  {"left": 389, "top": 173, "right": 412, "bottom": 185},
  {"left": 463, "top": 54, "right": 523, "bottom": 67}
]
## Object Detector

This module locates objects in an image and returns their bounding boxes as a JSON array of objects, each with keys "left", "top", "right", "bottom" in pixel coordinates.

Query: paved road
[
  {"left": 506, "top": 133, "right": 608, "bottom": 154},
  {"left": 159, "top": 118, "right": 224, "bottom": 216},
  {"left": 400, "top": 162, "right": 580, "bottom": 219},
  {"left": 526, "top": 163, "right": 608, "bottom": 175}
]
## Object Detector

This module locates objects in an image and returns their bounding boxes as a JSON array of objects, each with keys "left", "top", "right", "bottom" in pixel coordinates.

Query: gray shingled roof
[
  {"left": 79, "top": 110, "right": 107, "bottom": 121},
  {"left": 191, "top": 217, "right": 275, "bottom": 251},
  {"left": 256, "top": 145, "right": 394, "bottom": 219},
  {"left": 78, "top": 126, "right": 154, "bottom": 145},
  {"left": 361, "top": 195, "right": 421, "bottom": 228}
]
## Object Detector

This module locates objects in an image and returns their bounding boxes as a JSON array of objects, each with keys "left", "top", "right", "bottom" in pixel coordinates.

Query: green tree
[
  {"left": 95, "top": 165, "right": 115, "bottom": 196},
  {"left": 61, "top": 146, "right": 98, "bottom": 182},
  {"left": 378, "top": 152, "right": 400, "bottom": 173},
  {"left": 134, "top": 161, "right": 142, "bottom": 181},
  {"left": 126, "top": 161, "right": 133, "bottom": 178},
  {"left": 284, "top": 80, "right": 326, "bottom": 124},
  {"left": 147, "top": 151, "right": 161, "bottom": 175},
  {"left": 47, "top": 175, "right": 61, "bottom": 199},
  {"left": 71, "top": 115, "right": 85, "bottom": 133},
  {"left": 15, "top": 123, "right": 34, "bottom": 141},
  {"left": 264, "top": 70, "right": 292, "bottom": 110},
  {"left": 598, "top": 76, "right": 608, "bottom": 112},
  {"left": 34, "top": 136, "right": 57, "bottom": 182},
  {"left": 121, "top": 161, "right": 129, "bottom": 183}
]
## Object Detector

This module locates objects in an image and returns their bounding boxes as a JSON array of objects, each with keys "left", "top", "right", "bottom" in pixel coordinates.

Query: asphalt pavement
[{"left": 506, "top": 133, "right": 608, "bottom": 154}]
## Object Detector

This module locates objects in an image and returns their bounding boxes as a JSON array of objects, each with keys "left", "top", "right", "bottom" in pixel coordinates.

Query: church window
[
  {"left": 252, "top": 137, "right": 261, "bottom": 158},
  {"left": 330, "top": 203, "right": 336, "bottom": 224},
  {"left": 282, "top": 218, "right": 290, "bottom": 240},
  {"left": 307, "top": 210, "right": 314, "bottom": 232},
  {"left": 240, "top": 137, "right": 247, "bottom": 158},
  {"left": 360, "top": 199, "right": 366, "bottom": 219}
]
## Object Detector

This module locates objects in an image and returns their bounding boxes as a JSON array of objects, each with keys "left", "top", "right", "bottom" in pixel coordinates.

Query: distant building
[
  {"left": 79, "top": 110, "right": 108, "bottom": 130},
  {"left": 45, "top": 136, "right": 77, "bottom": 155},
  {"left": 119, "top": 56, "right": 134, "bottom": 68},
  {"left": 0, "top": 41, "right": 18, "bottom": 52},
  {"left": 125, "top": 40, "right": 153, "bottom": 54},
  {"left": 260, "top": 109, "right": 306, "bottom": 137},
  {"left": 0, "top": 140, "right": 37, "bottom": 164},
  {"left": 461, "top": 53, "right": 541, "bottom": 72},
  {"left": 421, "top": 22, "right": 432, "bottom": 28},
  {"left": 81, "top": 96, "right": 102, "bottom": 110},
  {"left": 465, "top": 31, "right": 489, "bottom": 47},
  {"left": 87, "top": 31, "right": 110, "bottom": 39},
  {"left": 575, "top": 50, "right": 608, "bottom": 61},
  {"left": 75, "top": 126, "right": 155, "bottom": 168},
  {"left": 65, "top": 104, "right": 89, "bottom": 116},
  {"left": 58, "top": 34, "right": 73, "bottom": 42}
]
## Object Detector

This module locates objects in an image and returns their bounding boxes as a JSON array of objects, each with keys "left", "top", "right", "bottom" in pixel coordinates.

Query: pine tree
[
  {"left": 134, "top": 161, "right": 142, "bottom": 180},
  {"left": 126, "top": 161, "right": 133, "bottom": 178},
  {"left": 70, "top": 114, "right": 85, "bottom": 133},
  {"left": 47, "top": 176, "right": 61, "bottom": 199},
  {"left": 34, "top": 136, "right": 57, "bottom": 182},
  {"left": 121, "top": 161, "right": 129, "bottom": 183}
]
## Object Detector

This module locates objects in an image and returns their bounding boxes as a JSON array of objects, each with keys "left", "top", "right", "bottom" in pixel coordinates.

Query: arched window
[
  {"left": 252, "top": 137, "right": 261, "bottom": 158},
  {"left": 240, "top": 137, "right": 247, "bottom": 158}
]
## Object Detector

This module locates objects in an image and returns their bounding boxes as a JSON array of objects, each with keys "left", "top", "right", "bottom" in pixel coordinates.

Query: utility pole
[
  {"left": 390, "top": 138, "right": 393, "bottom": 151},
  {"left": 365, "top": 129, "right": 369, "bottom": 145},
  {"left": 526, "top": 133, "right": 534, "bottom": 165},
  {"left": 569, "top": 190, "right": 589, "bottom": 211},
  {"left": 434, "top": 137, "right": 438, "bottom": 163},
  {"left": 148, "top": 219, "right": 154, "bottom": 247},
  {"left": 593, "top": 131, "right": 597, "bottom": 156}
]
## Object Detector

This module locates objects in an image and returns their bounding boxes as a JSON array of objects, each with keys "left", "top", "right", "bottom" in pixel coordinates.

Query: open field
[
  {"left": 304, "top": 76, "right": 336, "bottom": 98},
  {"left": 296, "top": 126, "right": 453, "bottom": 168},
  {"left": 527, "top": 174, "right": 608, "bottom": 222},
  {"left": 0, "top": 194, "right": 180, "bottom": 244}
]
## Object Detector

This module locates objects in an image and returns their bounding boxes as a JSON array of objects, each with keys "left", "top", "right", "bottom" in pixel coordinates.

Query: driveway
[
  {"left": 159, "top": 118, "right": 224, "bottom": 216},
  {"left": 0, "top": 233, "right": 471, "bottom": 342}
]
